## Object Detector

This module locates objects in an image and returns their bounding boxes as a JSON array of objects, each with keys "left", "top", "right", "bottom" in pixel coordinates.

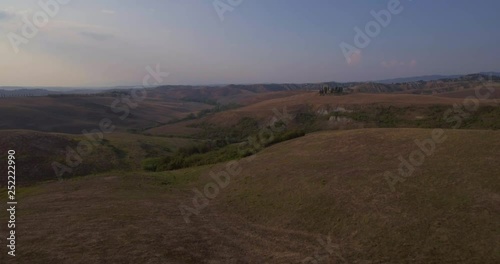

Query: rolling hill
[
  {"left": 2, "top": 128, "right": 498, "bottom": 263},
  {"left": 0, "top": 130, "right": 192, "bottom": 184}
]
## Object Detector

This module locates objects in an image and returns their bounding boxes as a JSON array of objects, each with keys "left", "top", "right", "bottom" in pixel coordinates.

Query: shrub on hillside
[
  {"left": 142, "top": 157, "right": 169, "bottom": 172},
  {"left": 264, "top": 130, "right": 306, "bottom": 147}
]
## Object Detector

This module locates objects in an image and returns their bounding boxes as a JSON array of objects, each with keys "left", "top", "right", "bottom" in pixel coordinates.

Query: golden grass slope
[{"left": 147, "top": 92, "right": 499, "bottom": 136}]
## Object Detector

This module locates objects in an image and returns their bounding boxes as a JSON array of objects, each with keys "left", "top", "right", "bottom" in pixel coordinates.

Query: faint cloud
[
  {"left": 0, "top": 9, "right": 24, "bottom": 32},
  {"left": 381, "top": 60, "right": 400, "bottom": 68},
  {"left": 49, "top": 20, "right": 111, "bottom": 32},
  {"left": 101, "top": 9, "right": 116, "bottom": 15},
  {"left": 0, "top": 10, "right": 12, "bottom": 21},
  {"left": 347, "top": 50, "right": 362, "bottom": 66},
  {"left": 381, "top": 59, "right": 417, "bottom": 68},
  {"left": 80, "top": 31, "right": 114, "bottom": 41},
  {"left": 0, "top": 9, "right": 17, "bottom": 23},
  {"left": 44, "top": 20, "right": 116, "bottom": 41}
]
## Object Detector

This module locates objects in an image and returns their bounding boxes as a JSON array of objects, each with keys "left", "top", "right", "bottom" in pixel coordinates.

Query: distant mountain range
[
  {"left": 0, "top": 86, "right": 140, "bottom": 97},
  {"left": 375, "top": 72, "right": 500, "bottom": 84},
  {"left": 1, "top": 72, "right": 499, "bottom": 97}
]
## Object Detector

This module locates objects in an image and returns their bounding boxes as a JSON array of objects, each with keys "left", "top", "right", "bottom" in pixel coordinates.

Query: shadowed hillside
[{"left": 0, "top": 130, "right": 192, "bottom": 185}]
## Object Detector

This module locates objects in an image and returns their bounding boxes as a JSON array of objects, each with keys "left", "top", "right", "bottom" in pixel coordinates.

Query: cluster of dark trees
[{"left": 319, "top": 86, "right": 343, "bottom": 96}]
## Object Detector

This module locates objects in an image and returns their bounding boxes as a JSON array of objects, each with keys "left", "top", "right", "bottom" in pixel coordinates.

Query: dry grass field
[{"left": 1, "top": 128, "right": 498, "bottom": 263}]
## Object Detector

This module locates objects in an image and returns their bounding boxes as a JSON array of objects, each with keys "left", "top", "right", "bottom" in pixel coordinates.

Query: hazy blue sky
[{"left": 0, "top": 0, "right": 499, "bottom": 87}]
